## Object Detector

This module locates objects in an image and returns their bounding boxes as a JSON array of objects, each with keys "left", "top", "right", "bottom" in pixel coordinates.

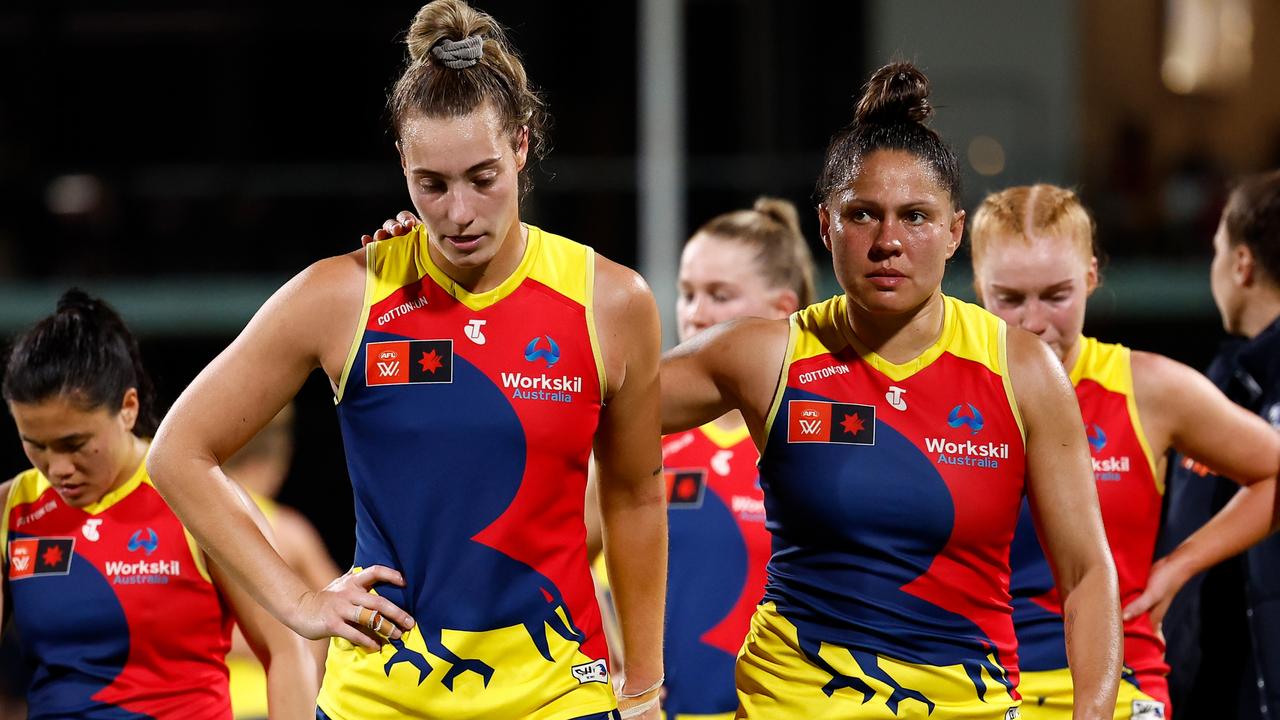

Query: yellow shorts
[
  {"left": 734, "top": 603, "right": 1021, "bottom": 719},
  {"left": 1018, "top": 668, "right": 1167, "bottom": 720},
  {"left": 228, "top": 655, "right": 268, "bottom": 720}
]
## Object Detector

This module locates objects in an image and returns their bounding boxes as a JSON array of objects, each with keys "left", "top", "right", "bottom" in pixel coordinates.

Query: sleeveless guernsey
[
  {"left": 2, "top": 457, "right": 233, "bottom": 719},
  {"left": 736, "top": 294, "right": 1027, "bottom": 720},
  {"left": 1012, "top": 336, "right": 1168, "bottom": 719},
  {"left": 318, "top": 224, "right": 617, "bottom": 720},
  {"left": 662, "top": 423, "right": 769, "bottom": 719}
]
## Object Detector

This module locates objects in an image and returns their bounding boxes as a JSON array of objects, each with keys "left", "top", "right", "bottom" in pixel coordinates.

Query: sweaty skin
[
  {"left": 148, "top": 104, "right": 666, "bottom": 717},
  {"left": 662, "top": 151, "right": 1121, "bottom": 720}
]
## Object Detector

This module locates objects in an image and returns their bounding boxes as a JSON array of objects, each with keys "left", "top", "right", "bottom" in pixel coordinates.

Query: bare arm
[
  {"left": 1011, "top": 330, "right": 1121, "bottom": 720},
  {"left": 1123, "top": 352, "right": 1280, "bottom": 627},
  {"left": 660, "top": 317, "right": 789, "bottom": 438},
  {"left": 214, "top": 484, "right": 317, "bottom": 719},
  {"left": 591, "top": 258, "right": 665, "bottom": 716},
  {"left": 148, "top": 254, "right": 413, "bottom": 650}
]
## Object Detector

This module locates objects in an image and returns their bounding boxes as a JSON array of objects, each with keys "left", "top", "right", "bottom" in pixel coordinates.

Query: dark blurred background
[{"left": 0, "top": 0, "right": 1277, "bottom": 567}]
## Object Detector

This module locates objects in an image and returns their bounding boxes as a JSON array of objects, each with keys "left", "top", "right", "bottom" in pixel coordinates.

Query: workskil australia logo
[
  {"left": 108, "top": 529, "right": 180, "bottom": 585},
  {"left": 926, "top": 403, "right": 1009, "bottom": 468},
  {"left": 503, "top": 335, "right": 583, "bottom": 403},
  {"left": 1085, "top": 422, "right": 1131, "bottom": 481}
]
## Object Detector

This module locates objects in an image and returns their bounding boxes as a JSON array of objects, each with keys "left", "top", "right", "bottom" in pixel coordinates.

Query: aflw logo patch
[
  {"left": 9, "top": 537, "right": 74, "bottom": 580},
  {"left": 366, "top": 340, "right": 453, "bottom": 386},
  {"left": 787, "top": 399, "right": 875, "bottom": 445}
]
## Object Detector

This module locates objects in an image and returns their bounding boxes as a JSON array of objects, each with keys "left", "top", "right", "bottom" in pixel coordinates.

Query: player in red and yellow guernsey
[
  {"left": 619, "top": 198, "right": 815, "bottom": 718},
  {"left": 375, "top": 200, "right": 815, "bottom": 717},
  {"left": 657, "top": 422, "right": 767, "bottom": 719},
  {"left": 1, "top": 290, "right": 315, "bottom": 720},
  {"left": 661, "top": 64, "right": 1122, "bottom": 719},
  {"left": 970, "top": 184, "right": 1280, "bottom": 719},
  {"left": 147, "top": 3, "right": 666, "bottom": 720}
]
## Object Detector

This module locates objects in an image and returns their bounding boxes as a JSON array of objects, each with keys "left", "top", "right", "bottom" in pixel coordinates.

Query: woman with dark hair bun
[
  {"left": 1, "top": 289, "right": 315, "bottom": 719},
  {"left": 661, "top": 62, "right": 1122, "bottom": 718}
]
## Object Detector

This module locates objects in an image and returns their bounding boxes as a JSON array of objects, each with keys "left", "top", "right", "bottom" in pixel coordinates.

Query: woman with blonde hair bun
[
  {"left": 148, "top": 1, "right": 666, "bottom": 718},
  {"left": 970, "top": 183, "right": 1280, "bottom": 720},
  {"left": 643, "top": 195, "right": 815, "bottom": 719}
]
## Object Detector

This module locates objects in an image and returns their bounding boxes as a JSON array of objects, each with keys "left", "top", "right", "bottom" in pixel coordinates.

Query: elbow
[
  {"left": 144, "top": 436, "right": 173, "bottom": 494},
  {"left": 145, "top": 422, "right": 198, "bottom": 500},
  {"left": 145, "top": 421, "right": 184, "bottom": 496},
  {"left": 1058, "top": 539, "right": 1118, "bottom": 604}
]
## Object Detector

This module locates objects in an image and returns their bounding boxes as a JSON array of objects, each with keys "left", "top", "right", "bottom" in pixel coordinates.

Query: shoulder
[
  {"left": 1005, "top": 325, "right": 1060, "bottom": 375},
  {"left": 290, "top": 250, "right": 366, "bottom": 302},
  {"left": 1130, "top": 350, "right": 1205, "bottom": 399},
  {"left": 0, "top": 477, "right": 14, "bottom": 512},
  {"left": 1005, "top": 326, "right": 1073, "bottom": 404},
  {"left": 3, "top": 470, "right": 43, "bottom": 506},
  {"left": 592, "top": 253, "right": 656, "bottom": 321},
  {"left": 248, "top": 250, "right": 367, "bottom": 350}
]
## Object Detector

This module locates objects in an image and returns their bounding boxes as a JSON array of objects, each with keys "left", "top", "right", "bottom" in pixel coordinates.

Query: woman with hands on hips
[{"left": 148, "top": 2, "right": 666, "bottom": 718}]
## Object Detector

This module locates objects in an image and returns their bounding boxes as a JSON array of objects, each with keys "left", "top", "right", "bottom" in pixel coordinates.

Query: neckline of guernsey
[
  {"left": 416, "top": 223, "right": 540, "bottom": 311},
  {"left": 698, "top": 419, "right": 752, "bottom": 448},
  {"left": 78, "top": 445, "right": 151, "bottom": 516},
  {"left": 832, "top": 293, "right": 958, "bottom": 381}
]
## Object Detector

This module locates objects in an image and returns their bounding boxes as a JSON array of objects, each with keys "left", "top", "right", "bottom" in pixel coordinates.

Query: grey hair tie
[{"left": 431, "top": 35, "right": 484, "bottom": 69}]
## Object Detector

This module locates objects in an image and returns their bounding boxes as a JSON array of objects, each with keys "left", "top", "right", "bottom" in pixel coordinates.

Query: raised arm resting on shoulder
[
  {"left": 148, "top": 252, "right": 414, "bottom": 651},
  {"left": 659, "top": 317, "right": 790, "bottom": 439},
  {"left": 1008, "top": 328, "right": 1122, "bottom": 720}
]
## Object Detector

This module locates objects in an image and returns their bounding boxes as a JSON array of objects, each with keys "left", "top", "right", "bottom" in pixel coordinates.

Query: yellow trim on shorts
[
  {"left": 1017, "top": 667, "right": 1164, "bottom": 720},
  {"left": 334, "top": 243, "right": 375, "bottom": 405}
]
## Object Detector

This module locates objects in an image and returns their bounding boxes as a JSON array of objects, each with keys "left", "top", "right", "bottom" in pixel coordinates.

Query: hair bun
[
  {"left": 406, "top": 0, "right": 494, "bottom": 65},
  {"left": 854, "top": 62, "right": 933, "bottom": 127},
  {"left": 55, "top": 287, "right": 97, "bottom": 315},
  {"left": 752, "top": 196, "right": 802, "bottom": 236}
]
